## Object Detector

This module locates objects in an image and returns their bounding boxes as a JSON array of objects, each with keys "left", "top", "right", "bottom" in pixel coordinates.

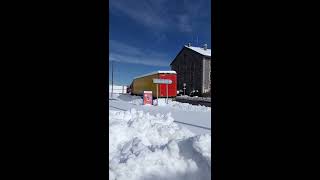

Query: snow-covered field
[
  {"left": 109, "top": 94, "right": 211, "bottom": 134},
  {"left": 109, "top": 93, "right": 211, "bottom": 180}
]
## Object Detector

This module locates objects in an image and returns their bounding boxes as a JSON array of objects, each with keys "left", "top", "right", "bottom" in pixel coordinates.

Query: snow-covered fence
[{"left": 109, "top": 85, "right": 127, "bottom": 94}]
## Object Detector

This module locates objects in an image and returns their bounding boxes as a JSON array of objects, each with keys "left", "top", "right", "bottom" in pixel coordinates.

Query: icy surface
[{"left": 109, "top": 109, "right": 211, "bottom": 180}]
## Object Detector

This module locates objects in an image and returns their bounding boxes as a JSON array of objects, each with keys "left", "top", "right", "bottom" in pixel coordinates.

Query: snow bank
[
  {"left": 122, "top": 96, "right": 210, "bottom": 112},
  {"left": 156, "top": 98, "right": 210, "bottom": 112},
  {"left": 177, "top": 96, "right": 211, "bottom": 102},
  {"left": 169, "top": 101, "right": 211, "bottom": 112},
  {"left": 109, "top": 109, "right": 211, "bottom": 180},
  {"left": 129, "top": 98, "right": 144, "bottom": 105}
]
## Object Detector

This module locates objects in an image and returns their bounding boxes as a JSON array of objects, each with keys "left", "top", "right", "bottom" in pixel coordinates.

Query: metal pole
[
  {"left": 111, "top": 61, "right": 114, "bottom": 98},
  {"left": 166, "top": 83, "right": 168, "bottom": 104},
  {"left": 156, "top": 84, "right": 158, "bottom": 106}
]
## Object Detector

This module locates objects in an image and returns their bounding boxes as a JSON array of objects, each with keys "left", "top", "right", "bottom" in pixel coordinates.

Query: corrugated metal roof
[
  {"left": 184, "top": 45, "right": 211, "bottom": 57},
  {"left": 134, "top": 71, "right": 176, "bottom": 80}
]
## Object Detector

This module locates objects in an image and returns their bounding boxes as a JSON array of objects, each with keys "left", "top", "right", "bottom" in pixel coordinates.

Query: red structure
[
  {"left": 130, "top": 71, "right": 177, "bottom": 98},
  {"left": 158, "top": 73, "right": 177, "bottom": 97}
]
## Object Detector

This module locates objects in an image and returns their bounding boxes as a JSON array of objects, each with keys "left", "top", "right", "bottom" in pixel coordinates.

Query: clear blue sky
[{"left": 109, "top": 0, "right": 211, "bottom": 85}]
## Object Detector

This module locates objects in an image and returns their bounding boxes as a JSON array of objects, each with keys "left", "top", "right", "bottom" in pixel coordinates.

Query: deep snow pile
[{"left": 109, "top": 109, "right": 211, "bottom": 180}]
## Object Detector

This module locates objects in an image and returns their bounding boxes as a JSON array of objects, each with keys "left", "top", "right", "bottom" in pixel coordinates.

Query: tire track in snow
[
  {"left": 173, "top": 120, "right": 211, "bottom": 130},
  {"left": 109, "top": 105, "right": 128, "bottom": 111}
]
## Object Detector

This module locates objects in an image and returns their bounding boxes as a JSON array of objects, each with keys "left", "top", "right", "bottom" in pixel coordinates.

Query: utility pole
[
  {"left": 156, "top": 84, "right": 158, "bottom": 106},
  {"left": 166, "top": 83, "right": 168, "bottom": 104},
  {"left": 111, "top": 61, "right": 114, "bottom": 99}
]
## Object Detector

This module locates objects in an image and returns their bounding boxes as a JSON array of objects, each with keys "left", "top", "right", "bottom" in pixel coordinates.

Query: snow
[
  {"left": 118, "top": 95, "right": 210, "bottom": 112},
  {"left": 109, "top": 109, "right": 211, "bottom": 180},
  {"left": 133, "top": 70, "right": 176, "bottom": 80},
  {"left": 109, "top": 84, "right": 127, "bottom": 94},
  {"left": 109, "top": 94, "right": 211, "bottom": 134},
  {"left": 177, "top": 95, "right": 211, "bottom": 102},
  {"left": 184, "top": 45, "right": 211, "bottom": 57}
]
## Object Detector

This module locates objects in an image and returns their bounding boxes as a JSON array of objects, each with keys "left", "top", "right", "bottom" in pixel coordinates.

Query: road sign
[
  {"left": 153, "top": 79, "right": 172, "bottom": 104},
  {"left": 153, "top": 79, "right": 172, "bottom": 84}
]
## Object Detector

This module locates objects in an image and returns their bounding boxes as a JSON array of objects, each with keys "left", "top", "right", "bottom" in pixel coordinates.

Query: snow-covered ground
[
  {"left": 109, "top": 93, "right": 211, "bottom": 180},
  {"left": 176, "top": 95, "right": 211, "bottom": 102},
  {"left": 109, "top": 109, "right": 211, "bottom": 180},
  {"left": 109, "top": 94, "right": 211, "bottom": 134}
]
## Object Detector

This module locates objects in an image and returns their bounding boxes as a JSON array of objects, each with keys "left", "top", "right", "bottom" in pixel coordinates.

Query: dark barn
[{"left": 170, "top": 43, "right": 213, "bottom": 97}]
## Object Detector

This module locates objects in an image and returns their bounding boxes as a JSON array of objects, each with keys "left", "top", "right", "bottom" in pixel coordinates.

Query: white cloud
[
  {"left": 110, "top": 0, "right": 168, "bottom": 30},
  {"left": 109, "top": 40, "right": 171, "bottom": 67},
  {"left": 109, "top": 0, "right": 210, "bottom": 33}
]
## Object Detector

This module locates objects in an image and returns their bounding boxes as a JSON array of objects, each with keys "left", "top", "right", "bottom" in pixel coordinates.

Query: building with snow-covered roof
[{"left": 170, "top": 43, "right": 214, "bottom": 97}]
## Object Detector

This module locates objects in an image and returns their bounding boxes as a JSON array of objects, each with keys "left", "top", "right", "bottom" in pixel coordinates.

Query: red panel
[{"left": 159, "top": 74, "right": 177, "bottom": 97}]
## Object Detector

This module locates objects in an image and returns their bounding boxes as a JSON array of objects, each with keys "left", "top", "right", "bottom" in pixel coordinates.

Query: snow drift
[
  {"left": 123, "top": 95, "right": 210, "bottom": 112},
  {"left": 109, "top": 109, "right": 211, "bottom": 180}
]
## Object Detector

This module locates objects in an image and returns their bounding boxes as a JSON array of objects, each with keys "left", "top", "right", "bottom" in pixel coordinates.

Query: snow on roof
[
  {"left": 184, "top": 45, "right": 211, "bottom": 57},
  {"left": 134, "top": 70, "right": 176, "bottom": 80}
]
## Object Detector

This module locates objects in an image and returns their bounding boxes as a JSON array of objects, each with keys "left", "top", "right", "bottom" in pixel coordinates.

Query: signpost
[
  {"left": 183, "top": 83, "right": 186, "bottom": 96},
  {"left": 153, "top": 79, "right": 172, "bottom": 104},
  {"left": 153, "top": 79, "right": 172, "bottom": 84}
]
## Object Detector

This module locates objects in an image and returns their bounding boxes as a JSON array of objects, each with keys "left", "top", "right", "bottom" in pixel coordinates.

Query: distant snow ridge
[{"left": 109, "top": 109, "right": 211, "bottom": 180}]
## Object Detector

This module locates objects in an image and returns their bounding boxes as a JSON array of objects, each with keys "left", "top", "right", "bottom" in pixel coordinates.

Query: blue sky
[{"left": 109, "top": 0, "right": 211, "bottom": 85}]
